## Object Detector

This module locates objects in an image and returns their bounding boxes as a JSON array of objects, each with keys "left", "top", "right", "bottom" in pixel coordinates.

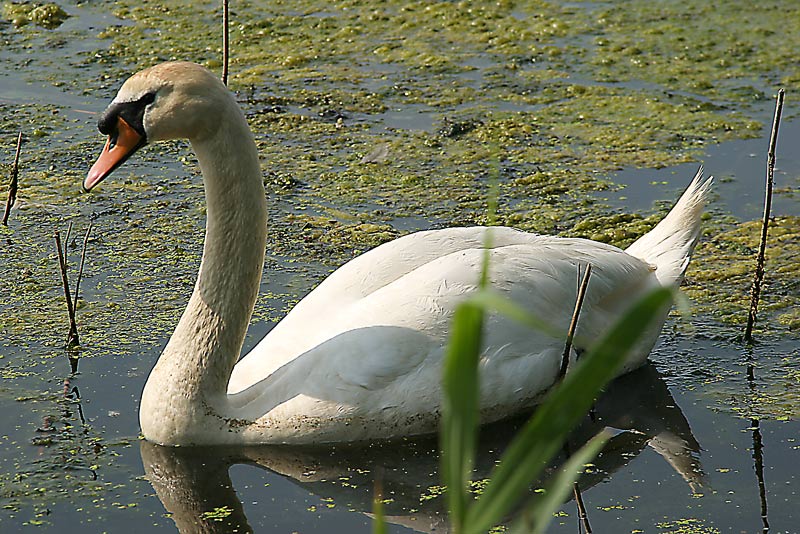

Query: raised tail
[{"left": 625, "top": 167, "right": 713, "bottom": 287}]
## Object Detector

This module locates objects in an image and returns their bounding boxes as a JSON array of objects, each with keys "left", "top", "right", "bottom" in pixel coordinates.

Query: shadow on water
[{"left": 140, "top": 363, "right": 704, "bottom": 533}]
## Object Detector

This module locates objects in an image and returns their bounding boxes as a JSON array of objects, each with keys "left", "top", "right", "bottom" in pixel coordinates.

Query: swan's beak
[{"left": 84, "top": 117, "right": 146, "bottom": 192}]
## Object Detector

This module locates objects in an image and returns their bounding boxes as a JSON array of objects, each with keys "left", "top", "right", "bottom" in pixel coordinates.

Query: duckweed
[
  {"left": 1, "top": 0, "right": 799, "bottom": 528},
  {"left": 2, "top": 2, "right": 69, "bottom": 29}
]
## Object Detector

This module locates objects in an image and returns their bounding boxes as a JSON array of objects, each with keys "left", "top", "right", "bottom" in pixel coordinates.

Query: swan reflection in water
[{"left": 140, "top": 363, "right": 704, "bottom": 533}]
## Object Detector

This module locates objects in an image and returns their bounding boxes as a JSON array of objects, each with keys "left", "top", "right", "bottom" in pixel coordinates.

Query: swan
[{"left": 84, "top": 62, "right": 711, "bottom": 446}]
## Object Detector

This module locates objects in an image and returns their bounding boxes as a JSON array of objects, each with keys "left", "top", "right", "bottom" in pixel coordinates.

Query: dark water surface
[{"left": 2, "top": 1, "right": 799, "bottom": 533}]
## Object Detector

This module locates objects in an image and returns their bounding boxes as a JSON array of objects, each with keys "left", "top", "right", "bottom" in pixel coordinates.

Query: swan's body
[{"left": 85, "top": 62, "right": 712, "bottom": 446}]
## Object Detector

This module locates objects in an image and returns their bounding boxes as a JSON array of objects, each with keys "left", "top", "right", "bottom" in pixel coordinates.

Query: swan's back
[{"left": 230, "top": 227, "right": 658, "bottom": 393}]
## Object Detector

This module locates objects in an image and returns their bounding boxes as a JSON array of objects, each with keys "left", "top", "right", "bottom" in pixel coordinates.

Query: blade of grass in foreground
[
  {"left": 509, "top": 431, "right": 610, "bottom": 534},
  {"left": 469, "top": 288, "right": 564, "bottom": 340},
  {"left": 441, "top": 302, "right": 484, "bottom": 529},
  {"left": 372, "top": 482, "right": 388, "bottom": 534},
  {"left": 462, "top": 287, "right": 673, "bottom": 534}
]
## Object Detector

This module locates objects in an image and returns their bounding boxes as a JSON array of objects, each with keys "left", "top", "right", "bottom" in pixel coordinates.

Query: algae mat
[{"left": 1, "top": 0, "right": 798, "bottom": 532}]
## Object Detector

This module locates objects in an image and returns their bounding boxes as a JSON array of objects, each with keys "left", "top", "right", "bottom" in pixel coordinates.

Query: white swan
[{"left": 84, "top": 62, "right": 711, "bottom": 446}]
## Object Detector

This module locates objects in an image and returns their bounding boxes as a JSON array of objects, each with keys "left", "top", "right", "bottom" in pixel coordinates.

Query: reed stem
[
  {"left": 222, "top": 0, "right": 229, "bottom": 86},
  {"left": 573, "top": 481, "right": 592, "bottom": 533},
  {"left": 2, "top": 131, "right": 23, "bottom": 226},
  {"left": 73, "top": 222, "right": 93, "bottom": 312},
  {"left": 744, "top": 88, "right": 785, "bottom": 342},
  {"left": 560, "top": 264, "right": 592, "bottom": 378},
  {"left": 55, "top": 230, "right": 79, "bottom": 348}
]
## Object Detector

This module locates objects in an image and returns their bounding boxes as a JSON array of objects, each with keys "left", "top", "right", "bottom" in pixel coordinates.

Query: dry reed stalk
[
  {"left": 64, "top": 220, "right": 73, "bottom": 249},
  {"left": 2, "top": 131, "right": 23, "bottom": 226},
  {"left": 573, "top": 480, "right": 592, "bottom": 533},
  {"left": 222, "top": 0, "right": 229, "bottom": 86},
  {"left": 744, "top": 88, "right": 785, "bottom": 342},
  {"left": 560, "top": 263, "right": 593, "bottom": 378},
  {"left": 73, "top": 222, "right": 93, "bottom": 312},
  {"left": 55, "top": 229, "right": 80, "bottom": 348}
]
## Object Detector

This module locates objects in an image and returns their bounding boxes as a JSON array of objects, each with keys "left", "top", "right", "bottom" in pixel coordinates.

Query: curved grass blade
[
  {"left": 441, "top": 302, "right": 484, "bottom": 529},
  {"left": 509, "top": 431, "right": 610, "bottom": 534},
  {"left": 467, "top": 288, "right": 562, "bottom": 339},
  {"left": 372, "top": 479, "right": 388, "bottom": 534},
  {"left": 463, "top": 287, "right": 673, "bottom": 534}
]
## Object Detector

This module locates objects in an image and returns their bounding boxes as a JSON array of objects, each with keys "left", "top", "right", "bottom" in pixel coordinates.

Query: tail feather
[{"left": 625, "top": 167, "right": 712, "bottom": 287}]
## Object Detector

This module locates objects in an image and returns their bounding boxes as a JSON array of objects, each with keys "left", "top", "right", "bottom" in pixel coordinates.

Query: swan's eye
[{"left": 140, "top": 92, "right": 156, "bottom": 106}]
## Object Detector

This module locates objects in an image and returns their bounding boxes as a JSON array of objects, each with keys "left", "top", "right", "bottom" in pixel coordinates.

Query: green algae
[
  {"left": 588, "top": 2, "right": 800, "bottom": 100},
  {"left": 685, "top": 216, "right": 800, "bottom": 331},
  {"left": 656, "top": 517, "right": 720, "bottom": 534},
  {"left": 200, "top": 506, "right": 234, "bottom": 522},
  {"left": 289, "top": 213, "right": 400, "bottom": 252},
  {"left": 0, "top": 382, "right": 135, "bottom": 518},
  {"left": 75, "top": 0, "right": 776, "bottom": 277},
  {"left": 2, "top": 2, "right": 69, "bottom": 29},
  {"left": 1, "top": 0, "right": 800, "bottom": 529}
]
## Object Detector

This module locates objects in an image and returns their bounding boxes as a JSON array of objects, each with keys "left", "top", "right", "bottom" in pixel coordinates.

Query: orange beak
[{"left": 84, "top": 116, "right": 146, "bottom": 192}]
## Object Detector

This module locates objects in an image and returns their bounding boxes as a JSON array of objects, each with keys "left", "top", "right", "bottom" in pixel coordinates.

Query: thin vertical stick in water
[
  {"left": 222, "top": 0, "right": 229, "bottom": 86},
  {"left": 560, "top": 263, "right": 593, "bottom": 378},
  {"left": 559, "top": 286, "right": 606, "bottom": 534},
  {"left": 2, "top": 131, "right": 23, "bottom": 226},
  {"left": 64, "top": 220, "right": 73, "bottom": 254},
  {"left": 573, "top": 480, "right": 592, "bottom": 533},
  {"left": 55, "top": 230, "right": 79, "bottom": 348},
  {"left": 73, "top": 222, "right": 93, "bottom": 312},
  {"left": 744, "top": 88, "right": 785, "bottom": 342}
]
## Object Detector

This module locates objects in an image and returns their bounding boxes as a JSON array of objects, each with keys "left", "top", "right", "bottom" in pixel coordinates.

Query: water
[
  {"left": 603, "top": 117, "right": 800, "bottom": 220},
  {"left": 1, "top": 1, "right": 799, "bottom": 533}
]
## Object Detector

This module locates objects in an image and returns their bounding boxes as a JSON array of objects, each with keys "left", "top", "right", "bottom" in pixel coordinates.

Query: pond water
[{"left": 1, "top": 1, "right": 799, "bottom": 533}]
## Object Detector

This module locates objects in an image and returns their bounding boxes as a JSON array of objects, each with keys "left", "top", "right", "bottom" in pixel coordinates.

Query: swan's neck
[{"left": 140, "top": 102, "right": 266, "bottom": 443}]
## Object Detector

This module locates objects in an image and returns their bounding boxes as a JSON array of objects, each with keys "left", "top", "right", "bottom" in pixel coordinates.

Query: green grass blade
[
  {"left": 463, "top": 287, "right": 673, "bottom": 534},
  {"left": 372, "top": 493, "right": 387, "bottom": 534},
  {"left": 441, "top": 301, "right": 485, "bottom": 529},
  {"left": 508, "top": 431, "right": 611, "bottom": 534},
  {"left": 468, "top": 288, "right": 562, "bottom": 339}
]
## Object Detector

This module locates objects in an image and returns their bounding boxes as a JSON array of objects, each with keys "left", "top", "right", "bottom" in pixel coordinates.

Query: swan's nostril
[{"left": 108, "top": 130, "right": 119, "bottom": 149}]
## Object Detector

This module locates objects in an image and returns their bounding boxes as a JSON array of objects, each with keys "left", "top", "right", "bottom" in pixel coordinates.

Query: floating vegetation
[
  {"left": 685, "top": 216, "right": 800, "bottom": 331},
  {"left": 2, "top": 2, "right": 69, "bottom": 29},
  {"left": 0, "top": 0, "right": 798, "bottom": 530},
  {"left": 656, "top": 517, "right": 721, "bottom": 534},
  {"left": 200, "top": 506, "right": 234, "bottom": 522}
]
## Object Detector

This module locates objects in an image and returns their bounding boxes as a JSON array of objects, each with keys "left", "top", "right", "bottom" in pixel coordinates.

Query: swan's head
[{"left": 84, "top": 61, "right": 230, "bottom": 192}]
